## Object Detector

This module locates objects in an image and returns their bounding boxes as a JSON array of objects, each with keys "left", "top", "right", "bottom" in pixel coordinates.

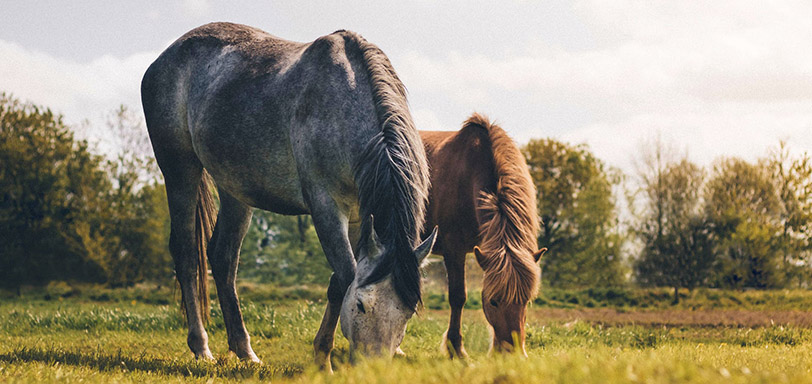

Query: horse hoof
[
  {"left": 319, "top": 361, "right": 334, "bottom": 374},
  {"left": 194, "top": 351, "right": 215, "bottom": 362},
  {"left": 230, "top": 349, "right": 262, "bottom": 364},
  {"left": 243, "top": 353, "right": 262, "bottom": 364},
  {"left": 315, "top": 351, "right": 333, "bottom": 373},
  {"left": 395, "top": 347, "right": 406, "bottom": 357},
  {"left": 446, "top": 345, "right": 468, "bottom": 359},
  {"left": 441, "top": 332, "right": 468, "bottom": 359},
  {"left": 456, "top": 347, "right": 469, "bottom": 359}
]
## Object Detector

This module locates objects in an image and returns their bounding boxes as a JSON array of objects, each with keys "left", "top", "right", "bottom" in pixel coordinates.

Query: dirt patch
[{"left": 526, "top": 308, "right": 812, "bottom": 328}]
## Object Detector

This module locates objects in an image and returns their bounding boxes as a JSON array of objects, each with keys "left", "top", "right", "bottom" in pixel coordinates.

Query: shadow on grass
[{"left": 0, "top": 347, "right": 304, "bottom": 380}]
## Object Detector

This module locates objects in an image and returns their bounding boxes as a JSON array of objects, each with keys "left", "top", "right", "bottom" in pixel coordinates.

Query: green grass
[
  {"left": 2, "top": 286, "right": 812, "bottom": 383},
  {"left": 12, "top": 281, "right": 812, "bottom": 311}
]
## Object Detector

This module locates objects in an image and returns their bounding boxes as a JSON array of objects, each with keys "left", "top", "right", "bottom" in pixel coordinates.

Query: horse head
[
  {"left": 340, "top": 216, "right": 438, "bottom": 358},
  {"left": 475, "top": 246, "right": 546, "bottom": 355}
]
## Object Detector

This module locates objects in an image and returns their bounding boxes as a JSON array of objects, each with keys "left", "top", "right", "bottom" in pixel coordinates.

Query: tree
[
  {"left": 523, "top": 139, "right": 625, "bottom": 287},
  {"left": 0, "top": 94, "right": 109, "bottom": 291},
  {"left": 705, "top": 157, "right": 784, "bottom": 288},
  {"left": 98, "top": 106, "right": 171, "bottom": 286},
  {"left": 768, "top": 142, "right": 812, "bottom": 287},
  {"left": 0, "top": 95, "right": 174, "bottom": 292},
  {"left": 632, "top": 138, "right": 713, "bottom": 302}
]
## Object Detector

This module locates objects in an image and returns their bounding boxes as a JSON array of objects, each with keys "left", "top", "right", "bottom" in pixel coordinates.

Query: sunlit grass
[{"left": 2, "top": 289, "right": 812, "bottom": 383}]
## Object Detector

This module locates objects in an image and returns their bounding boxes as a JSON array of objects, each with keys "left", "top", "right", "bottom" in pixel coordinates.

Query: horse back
[
  {"left": 141, "top": 23, "right": 380, "bottom": 214},
  {"left": 420, "top": 126, "right": 498, "bottom": 253}
]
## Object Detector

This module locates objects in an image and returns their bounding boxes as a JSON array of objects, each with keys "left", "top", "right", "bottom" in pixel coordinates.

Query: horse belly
[
  {"left": 217, "top": 157, "right": 308, "bottom": 215},
  {"left": 193, "top": 120, "right": 309, "bottom": 215}
]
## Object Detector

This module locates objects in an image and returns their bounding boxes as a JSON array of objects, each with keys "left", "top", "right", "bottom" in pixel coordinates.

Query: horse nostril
[{"left": 357, "top": 300, "right": 366, "bottom": 314}]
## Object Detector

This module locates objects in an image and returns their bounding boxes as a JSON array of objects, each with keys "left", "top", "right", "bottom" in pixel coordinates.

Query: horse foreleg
[
  {"left": 443, "top": 251, "right": 468, "bottom": 359},
  {"left": 208, "top": 191, "right": 260, "bottom": 363},
  {"left": 314, "top": 273, "right": 346, "bottom": 372},
  {"left": 308, "top": 196, "right": 355, "bottom": 373}
]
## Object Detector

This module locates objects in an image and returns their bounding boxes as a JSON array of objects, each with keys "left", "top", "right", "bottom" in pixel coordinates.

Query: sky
[{"left": 2, "top": 0, "right": 812, "bottom": 172}]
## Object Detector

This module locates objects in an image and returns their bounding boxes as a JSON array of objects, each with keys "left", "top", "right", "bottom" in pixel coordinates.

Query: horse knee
[
  {"left": 314, "top": 332, "right": 334, "bottom": 352},
  {"left": 445, "top": 329, "right": 462, "bottom": 344},
  {"left": 449, "top": 291, "right": 467, "bottom": 309},
  {"left": 327, "top": 272, "right": 352, "bottom": 303}
]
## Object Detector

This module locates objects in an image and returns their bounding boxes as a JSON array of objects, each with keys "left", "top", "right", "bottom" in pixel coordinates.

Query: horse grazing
[
  {"left": 420, "top": 114, "right": 545, "bottom": 357},
  {"left": 141, "top": 22, "right": 437, "bottom": 370}
]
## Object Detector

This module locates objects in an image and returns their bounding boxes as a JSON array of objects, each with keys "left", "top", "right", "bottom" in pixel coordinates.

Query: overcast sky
[{"left": 2, "top": 0, "right": 811, "bottom": 172}]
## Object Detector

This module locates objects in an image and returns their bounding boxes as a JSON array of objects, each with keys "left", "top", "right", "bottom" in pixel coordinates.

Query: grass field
[{"left": 2, "top": 284, "right": 812, "bottom": 383}]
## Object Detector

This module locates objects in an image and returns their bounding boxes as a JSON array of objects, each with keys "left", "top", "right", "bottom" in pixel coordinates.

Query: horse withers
[
  {"left": 421, "top": 114, "right": 546, "bottom": 357},
  {"left": 141, "top": 22, "right": 436, "bottom": 370}
]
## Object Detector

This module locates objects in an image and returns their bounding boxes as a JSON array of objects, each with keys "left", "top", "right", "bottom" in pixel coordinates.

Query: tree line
[
  {"left": 0, "top": 95, "right": 171, "bottom": 293},
  {"left": 2, "top": 94, "right": 811, "bottom": 298},
  {"left": 628, "top": 139, "right": 812, "bottom": 301}
]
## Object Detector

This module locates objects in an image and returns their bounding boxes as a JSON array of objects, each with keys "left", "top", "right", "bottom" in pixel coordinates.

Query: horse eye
[
  {"left": 357, "top": 300, "right": 366, "bottom": 314},
  {"left": 490, "top": 299, "right": 499, "bottom": 308}
]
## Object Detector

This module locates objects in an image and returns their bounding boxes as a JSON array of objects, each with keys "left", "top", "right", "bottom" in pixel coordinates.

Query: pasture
[{"left": 2, "top": 285, "right": 812, "bottom": 383}]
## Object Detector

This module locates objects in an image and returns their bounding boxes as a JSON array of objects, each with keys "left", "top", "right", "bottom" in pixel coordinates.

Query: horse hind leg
[
  {"left": 143, "top": 67, "right": 215, "bottom": 359},
  {"left": 163, "top": 161, "right": 215, "bottom": 360},
  {"left": 208, "top": 190, "right": 260, "bottom": 363}
]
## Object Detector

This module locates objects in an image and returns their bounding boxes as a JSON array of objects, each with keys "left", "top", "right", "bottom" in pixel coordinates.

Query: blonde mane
[{"left": 467, "top": 114, "right": 540, "bottom": 304}]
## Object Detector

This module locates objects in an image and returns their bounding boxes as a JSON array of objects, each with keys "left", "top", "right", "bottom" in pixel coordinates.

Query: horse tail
[
  {"left": 191, "top": 169, "right": 216, "bottom": 323},
  {"left": 345, "top": 32, "right": 431, "bottom": 310}
]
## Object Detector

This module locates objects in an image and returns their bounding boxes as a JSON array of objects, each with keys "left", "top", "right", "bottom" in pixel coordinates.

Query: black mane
[{"left": 343, "top": 31, "right": 430, "bottom": 310}]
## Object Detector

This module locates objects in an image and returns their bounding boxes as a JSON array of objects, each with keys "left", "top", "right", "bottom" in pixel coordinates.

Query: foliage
[
  {"left": 632, "top": 139, "right": 715, "bottom": 300},
  {"left": 239, "top": 211, "right": 332, "bottom": 285},
  {"left": 0, "top": 94, "right": 110, "bottom": 290},
  {"left": 98, "top": 106, "right": 172, "bottom": 286},
  {"left": 523, "top": 138, "right": 625, "bottom": 287},
  {"left": 705, "top": 157, "right": 785, "bottom": 288},
  {"left": 0, "top": 95, "right": 171, "bottom": 290},
  {"left": 631, "top": 138, "right": 812, "bottom": 292},
  {"left": 768, "top": 142, "right": 812, "bottom": 286}
]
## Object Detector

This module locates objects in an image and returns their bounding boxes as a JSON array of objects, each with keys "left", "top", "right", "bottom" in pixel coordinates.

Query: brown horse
[{"left": 420, "top": 113, "right": 545, "bottom": 357}]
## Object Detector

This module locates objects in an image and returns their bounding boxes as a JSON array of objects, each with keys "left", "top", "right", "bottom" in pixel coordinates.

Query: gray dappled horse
[{"left": 141, "top": 22, "right": 437, "bottom": 370}]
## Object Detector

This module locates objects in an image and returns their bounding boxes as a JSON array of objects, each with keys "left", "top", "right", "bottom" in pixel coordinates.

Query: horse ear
[
  {"left": 414, "top": 226, "right": 438, "bottom": 264},
  {"left": 533, "top": 248, "right": 548, "bottom": 263},
  {"left": 362, "top": 215, "right": 383, "bottom": 260},
  {"left": 473, "top": 246, "right": 487, "bottom": 269}
]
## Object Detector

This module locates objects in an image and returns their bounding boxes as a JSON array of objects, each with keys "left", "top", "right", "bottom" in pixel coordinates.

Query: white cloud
[
  {"left": 181, "top": 0, "right": 211, "bottom": 17},
  {"left": 411, "top": 108, "right": 453, "bottom": 132},
  {"left": 5, "top": 1, "right": 812, "bottom": 174},
  {"left": 561, "top": 106, "right": 812, "bottom": 173},
  {"left": 394, "top": 1, "right": 812, "bottom": 171},
  {"left": 0, "top": 39, "right": 157, "bottom": 152}
]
